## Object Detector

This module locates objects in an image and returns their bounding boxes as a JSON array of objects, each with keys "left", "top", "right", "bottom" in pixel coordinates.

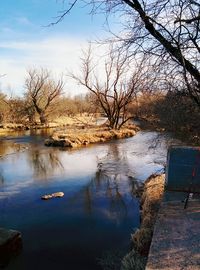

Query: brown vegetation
[
  {"left": 132, "top": 91, "right": 200, "bottom": 145},
  {"left": 70, "top": 45, "right": 146, "bottom": 130},
  {"left": 134, "top": 174, "right": 165, "bottom": 255},
  {"left": 55, "top": 1, "right": 200, "bottom": 110},
  {"left": 0, "top": 88, "right": 99, "bottom": 129},
  {"left": 45, "top": 124, "right": 139, "bottom": 148},
  {"left": 121, "top": 173, "right": 165, "bottom": 270},
  {"left": 24, "top": 68, "right": 64, "bottom": 124}
]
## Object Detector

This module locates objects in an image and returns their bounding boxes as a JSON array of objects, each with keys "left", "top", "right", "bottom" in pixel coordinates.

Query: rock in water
[
  {"left": 52, "top": 192, "right": 64, "bottom": 198},
  {"left": 41, "top": 192, "right": 64, "bottom": 200},
  {"left": 41, "top": 194, "right": 53, "bottom": 200},
  {"left": 0, "top": 228, "right": 22, "bottom": 268}
]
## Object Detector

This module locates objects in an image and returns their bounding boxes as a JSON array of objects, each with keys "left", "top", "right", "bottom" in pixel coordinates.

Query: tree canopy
[
  {"left": 25, "top": 69, "right": 64, "bottom": 124},
  {"left": 58, "top": 0, "right": 200, "bottom": 106}
]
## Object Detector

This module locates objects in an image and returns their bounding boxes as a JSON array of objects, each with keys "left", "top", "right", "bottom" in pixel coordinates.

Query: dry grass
[
  {"left": 45, "top": 125, "right": 139, "bottom": 148},
  {"left": 52, "top": 115, "right": 98, "bottom": 126},
  {"left": 133, "top": 174, "right": 165, "bottom": 256},
  {"left": 121, "top": 173, "right": 165, "bottom": 269},
  {"left": 0, "top": 115, "right": 99, "bottom": 132},
  {"left": 141, "top": 174, "right": 165, "bottom": 220},
  {"left": 121, "top": 249, "right": 147, "bottom": 270}
]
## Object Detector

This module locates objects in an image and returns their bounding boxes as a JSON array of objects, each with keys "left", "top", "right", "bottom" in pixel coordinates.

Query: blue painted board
[{"left": 166, "top": 146, "right": 200, "bottom": 193}]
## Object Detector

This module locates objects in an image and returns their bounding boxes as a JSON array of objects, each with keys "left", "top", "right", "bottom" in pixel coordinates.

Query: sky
[{"left": 0, "top": 0, "right": 119, "bottom": 96}]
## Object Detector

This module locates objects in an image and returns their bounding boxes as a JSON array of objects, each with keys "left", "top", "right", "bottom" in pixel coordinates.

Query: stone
[
  {"left": 41, "top": 194, "right": 53, "bottom": 200},
  {"left": 41, "top": 192, "right": 64, "bottom": 200},
  {"left": 0, "top": 228, "right": 22, "bottom": 268},
  {"left": 63, "top": 139, "right": 73, "bottom": 147},
  {"left": 58, "top": 135, "right": 67, "bottom": 139},
  {"left": 52, "top": 192, "right": 64, "bottom": 198},
  {"left": 44, "top": 138, "right": 54, "bottom": 146},
  {"left": 44, "top": 138, "right": 73, "bottom": 147}
]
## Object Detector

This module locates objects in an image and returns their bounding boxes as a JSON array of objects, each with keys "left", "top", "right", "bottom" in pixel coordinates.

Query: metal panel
[{"left": 166, "top": 146, "right": 200, "bottom": 193}]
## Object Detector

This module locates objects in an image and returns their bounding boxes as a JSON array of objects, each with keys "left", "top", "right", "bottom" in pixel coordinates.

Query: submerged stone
[{"left": 0, "top": 228, "right": 22, "bottom": 268}]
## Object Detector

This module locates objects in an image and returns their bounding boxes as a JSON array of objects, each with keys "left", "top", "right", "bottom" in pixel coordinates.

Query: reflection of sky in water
[
  {"left": 0, "top": 130, "right": 181, "bottom": 270},
  {"left": 0, "top": 146, "right": 99, "bottom": 198},
  {"left": 95, "top": 131, "right": 181, "bottom": 181},
  {"left": 0, "top": 130, "right": 181, "bottom": 201}
]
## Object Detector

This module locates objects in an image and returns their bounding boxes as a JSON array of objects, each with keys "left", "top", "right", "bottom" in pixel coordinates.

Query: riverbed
[{"left": 0, "top": 129, "right": 180, "bottom": 270}]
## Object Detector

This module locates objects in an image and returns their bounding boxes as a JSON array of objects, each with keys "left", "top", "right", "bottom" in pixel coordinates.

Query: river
[{"left": 0, "top": 129, "right": 180, "bottom": 270}]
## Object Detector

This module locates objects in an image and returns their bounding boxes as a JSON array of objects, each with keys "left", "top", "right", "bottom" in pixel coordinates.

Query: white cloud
[
  {"left": 0, "top": 36, "right": 115, "bottom": 97},
  {"left": 0, "top": 36, "right": 93, "bottom": 96}
]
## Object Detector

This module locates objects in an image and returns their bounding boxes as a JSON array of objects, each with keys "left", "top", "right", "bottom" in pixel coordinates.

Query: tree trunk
[{"left": 39, "top": 112, "right": 47, "bottom": 125}]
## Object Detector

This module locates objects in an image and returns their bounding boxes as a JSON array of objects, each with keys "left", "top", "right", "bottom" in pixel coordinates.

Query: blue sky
[{"left": 0, "top": 0, "right": 118, "bottom": 96}]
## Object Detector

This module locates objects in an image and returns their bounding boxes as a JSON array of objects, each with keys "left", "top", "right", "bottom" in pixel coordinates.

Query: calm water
[{"left": 0, "top": 129, "right": 180, "bottom": 270}]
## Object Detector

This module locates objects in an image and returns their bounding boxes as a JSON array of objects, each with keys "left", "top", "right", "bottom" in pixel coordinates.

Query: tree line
[
  {"left": 1, "top": 44, "right": 200, "bottom": 138},
  {"left": 1, "top": 0, "right": 200, "bottom": 135},
  {"left": 0, "top": 69, "right": 96, "bottom": 126},
  {"left": 0, "top": 45, "right": 159, "bottom": 129},
  {"left": 47, "top": 0, "right": 200, "bottom": 140},
  {"left": 58, "top": 0, "right": 200, "bottom": 108}
]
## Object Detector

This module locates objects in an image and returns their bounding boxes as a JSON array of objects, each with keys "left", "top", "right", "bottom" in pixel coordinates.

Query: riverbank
[
  {"left": 44, "top": 124, "right": 139, "bottom": 148},
  {"left": 0, "top": 115, "right": 100, "bottom": 133},
  {"left": 0, "top": 122, "right": 60, "bottom": 132},
  {"left": 138, "top": 116, "right": 200, "bottom": 145},
  {"left": 121, "top": 173, "right": 165, "bottom": 270},
  {"left": 0, "top": 129, "right": 173, "bottom": 270}
]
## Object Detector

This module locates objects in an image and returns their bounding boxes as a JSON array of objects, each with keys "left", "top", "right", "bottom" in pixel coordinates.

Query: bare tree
[
  {"left": 0, "top": 92, "right": 9, "bottom": 123},
  {"left": 54, "top": 0, "right": 200, "bottom": 107},
  {"left": 25, "top": 69, "right": 64, "bottom": 124},
  {"left": 71, "top": 46, "right": 145, "bottom": 129}
]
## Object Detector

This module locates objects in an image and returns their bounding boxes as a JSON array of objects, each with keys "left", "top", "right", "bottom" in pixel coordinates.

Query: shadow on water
[{"left": 0, "top": 130, "right": 182, "bottom": 270}]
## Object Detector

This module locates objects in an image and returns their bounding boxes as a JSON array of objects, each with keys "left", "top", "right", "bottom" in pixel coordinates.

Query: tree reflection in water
[
  {"left": 28, "top": 148, "right": 64, "bottom": 179},
  {"left": 0, "top": 169, "right": 4, "bottom": 186},
  {"left": 70, "top": 143, "right": 139, "bottom": 224},
  {"left": 107, "top": 175, "right": 128, "bottom": 223},
  {"left": 0, "top": 140, "right": 27, "bottom": 157}
]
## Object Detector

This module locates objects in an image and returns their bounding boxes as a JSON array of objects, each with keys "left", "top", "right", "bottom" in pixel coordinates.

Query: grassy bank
[
  {"left": 138, "top": 116, "right": 200, "bottom": 145},
  {"left": 45, "top": 125, "right": 139, "bottom": 148},
  {"left": 121, "top": 173, "right": 165, "bottom": 270},
  {"left": 136, "top": 93, "right": 200, "bottom": 146},
  {"left": 0, "top": 115, "right": 99, "bottom": 132}
]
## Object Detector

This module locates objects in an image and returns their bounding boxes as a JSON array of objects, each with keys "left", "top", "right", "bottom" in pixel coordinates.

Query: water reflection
[
  {"left": 97, "top": 143, "right": 132, "bottom": 176},
  {"left": 107, "top": 176, "right": 128, "bottom": 223},
  {"left": 0, "top": 130, "right": 182, "bottom": 270},
  {"left": 0, "top": 143, "right": 65, "bottom": 198},
  {"left": 28, "top": 149, "right": 64, "bottom": 178},
  {"left": 0, "top": 169, "right": 4, "bottom": 185},
  {"left": 147, "top": 132, "right": 181, "bottom": 167},
  {"left": 0, "top": 140, "right": 27, "bottom": 157},
  {"left": 68, "top": 143, "right": 139, "bottom": 225}
]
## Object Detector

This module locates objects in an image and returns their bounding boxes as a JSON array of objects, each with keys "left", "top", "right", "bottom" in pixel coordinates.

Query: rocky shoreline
[
  {"left": 44, "top": 125, "right": 140, "bottom": 148},
  {"left": 121, "top": 173, "right": 165, "bottom": 270}
]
